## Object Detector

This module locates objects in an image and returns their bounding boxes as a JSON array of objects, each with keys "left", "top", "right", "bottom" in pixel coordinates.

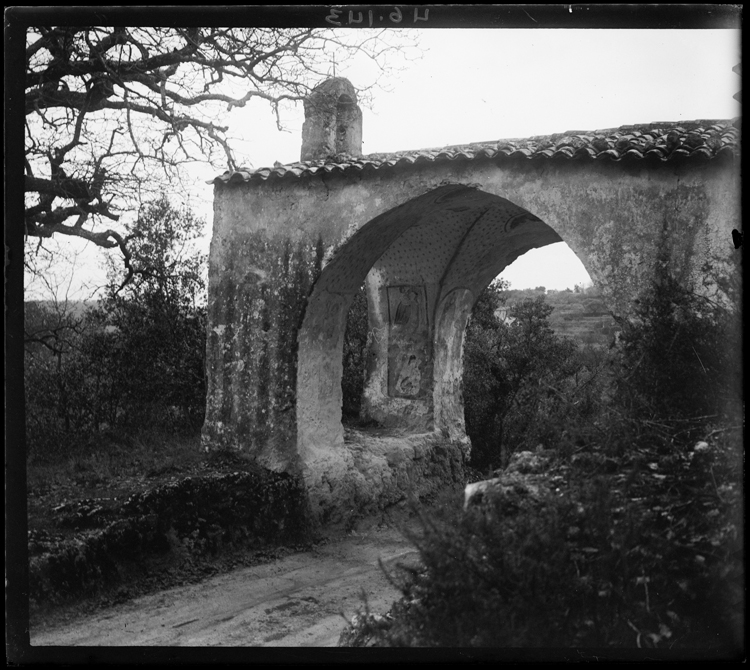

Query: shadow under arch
[{"left": 296, "top": 183, "right": 594, "bottom": 493}]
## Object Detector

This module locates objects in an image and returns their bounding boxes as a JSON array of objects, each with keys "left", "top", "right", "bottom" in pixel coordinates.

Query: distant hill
[
  {"left": 24, "top": 300, "right": 96, "bottom": 318},
  {"left": 502, "top": 287, "right": 619, "bottom": 348},
  {"left": 25, "top": 292, "right": 619, "bottom": 350}
]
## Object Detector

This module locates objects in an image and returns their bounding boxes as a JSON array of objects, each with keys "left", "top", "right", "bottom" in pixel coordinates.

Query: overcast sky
[{"left": 27, "top": 27, "right": 741, "bottom": 300}]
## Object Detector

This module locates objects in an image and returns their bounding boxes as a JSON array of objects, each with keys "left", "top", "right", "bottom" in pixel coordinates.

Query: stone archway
[
  {"left": 203, "top": 78, "right": 738, "bottom": 524},
  {"left": 295, "top": 184, "right": 579, "bottom": 517}
]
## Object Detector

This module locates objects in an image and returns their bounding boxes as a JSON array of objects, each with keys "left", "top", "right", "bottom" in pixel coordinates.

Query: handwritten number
[
  {"left": 327, "top": 5, "right": 427, "bottom": 26},
  {"left": 414, "top": 8, "right": 429, "bottom": 22},
  {"left": 325, "top": 7, "right": 342, "bottom": 26}
]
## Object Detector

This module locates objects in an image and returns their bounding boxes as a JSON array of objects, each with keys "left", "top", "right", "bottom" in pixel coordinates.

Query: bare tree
[{"left": 24, "top": 25, "right": 415, "bottom": 277}]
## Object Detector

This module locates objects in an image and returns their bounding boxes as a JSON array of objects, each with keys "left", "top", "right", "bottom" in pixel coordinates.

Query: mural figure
[
  {"left": 393, "top": 287, "right": 421, "bottom": 334},
  {"left": 387, "top": 285, "right": 428, "bottom": 398},
  {"left": 395, "top": 353, "right": 422, "bottom": 396}
]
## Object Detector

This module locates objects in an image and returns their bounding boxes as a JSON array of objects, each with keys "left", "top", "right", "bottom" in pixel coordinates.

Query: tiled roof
[{"left": 212, "top": 119, "right": 739, "bottom": 184}]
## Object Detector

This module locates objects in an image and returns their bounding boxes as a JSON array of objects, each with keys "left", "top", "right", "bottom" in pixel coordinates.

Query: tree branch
[{"left": 24, "top": 25, "right": 418, "bottom": 277}]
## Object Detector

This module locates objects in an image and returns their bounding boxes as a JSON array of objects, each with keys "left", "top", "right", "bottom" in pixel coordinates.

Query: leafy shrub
[
  {"left": 24, "top": 302, "right": 106, "bottom": 459},
  {"left": 25, "top": 196, "right": 207, "bottom": 461},
  {"left": 25, "top": 348, "right": 74, "bottom": 459},
  {"left": 463, "top": 282, "right": 582, "bottom": 469},
  {"left": 86, "top": 294, "right": 207, "bottom": 432},
  {"left": 345, "top": 424, "right": 743, "bottom": 650},
  {"left": 343, "top": 258, "right": 743, "bottom": 651},
  {"left": 615, "top": 251, "right": 742, "bottom": 435}
]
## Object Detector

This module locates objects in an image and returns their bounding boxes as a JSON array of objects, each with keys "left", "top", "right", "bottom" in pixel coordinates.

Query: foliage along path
[{"left": 30, "top": 524, "right": 419, "bottom": 647}]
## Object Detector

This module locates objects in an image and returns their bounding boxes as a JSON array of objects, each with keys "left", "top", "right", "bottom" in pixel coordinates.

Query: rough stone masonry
[{"left": 203, "top": 77, "right": 739, "bottom": 525}]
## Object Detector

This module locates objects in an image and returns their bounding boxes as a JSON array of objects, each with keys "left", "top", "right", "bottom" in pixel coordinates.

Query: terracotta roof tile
[{"left": 212, "top": 119, "right": 739, "bottom": 184}]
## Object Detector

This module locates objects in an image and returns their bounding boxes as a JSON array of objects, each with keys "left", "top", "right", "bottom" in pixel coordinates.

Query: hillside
[
  {"left": 24, "top": 299, "right": 96, "bottom": 319},
  {"left": 501, "top": 287, "right": 619, "bottom": 348}
]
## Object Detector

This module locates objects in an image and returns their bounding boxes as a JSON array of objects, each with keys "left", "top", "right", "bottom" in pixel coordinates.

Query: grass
[
  {"left": 29, "top": 428, "right": 203, "bottom": 486},
  {"left": 26, "top": 425, "right": 316, "bottom": 626},
  {"left": 27, "top": 428, "right": 206, "bottom": 537}
]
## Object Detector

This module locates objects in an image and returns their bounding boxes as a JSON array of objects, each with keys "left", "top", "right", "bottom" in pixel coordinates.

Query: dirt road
[{"left": 30, "top": 524, "right": 420, "bottom": 647}]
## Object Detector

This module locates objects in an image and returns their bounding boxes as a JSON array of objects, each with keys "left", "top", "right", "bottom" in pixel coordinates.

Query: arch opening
[
  {"left": 497, "top": 241, "right": 594, "bottom": 293},
  {"left": 297, "top": 185, "right": 599, "bottom": 464},
  {"left": 461, "top": 241, "right": 615, "bottom": 471}
]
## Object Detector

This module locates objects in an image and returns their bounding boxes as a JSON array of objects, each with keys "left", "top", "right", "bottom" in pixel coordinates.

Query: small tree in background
[
  {"left": 615, "top": 249, "right": 742, "bottom": 443},
  {"left": 462, "top": 280, "right": 511, "bottom": 467},
  {"left": 94, "top": 195, "right": 208, "bottom": 431},
  {"left": 343, "top": 258, "right": 743, "bottom": 650},
  {"left": 463, "top": 282, "right": 580, "bottom": 469},
  {"left": 24, "top": 299, "right": 90, "bottom": 458},
  {"left": 25, "top": 196, "right": 208, "bottom": 461}
]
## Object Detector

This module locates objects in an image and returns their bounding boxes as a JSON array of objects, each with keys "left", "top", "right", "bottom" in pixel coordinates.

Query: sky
[{"left": 25, "top": 27, "right": 741, "bottom": 301}]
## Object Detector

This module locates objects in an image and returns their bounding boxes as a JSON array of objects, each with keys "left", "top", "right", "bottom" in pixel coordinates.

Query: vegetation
[
  {"left": 463, "top": 280, "right": 584, "bottom": 469},
  {"left": 505, "top": 284, "right": 618, "bottom": 347},
  {"left": 347, "top": 425, "right": 742, "bottom": 650},
  {"left": 26, "top": 193, "right": 742, "bottom": 650},
  {"left": 25, "top": 197, "right": 207, "bottom": 463},
  {"left": 19, "top": 27, "right": 414, "bottom": 622},
  {"left": 615, "top": 251, "right": 742, "bottom": 432},
  {"left": 341, "top": 259, "right": 743, "bottom": 652}
]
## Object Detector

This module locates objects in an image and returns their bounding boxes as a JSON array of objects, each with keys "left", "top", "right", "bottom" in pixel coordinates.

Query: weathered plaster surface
[
  {"left": 203, "top": 150, "right": 739, "bottom": 521},
  {"left": 300, "top": 78, "right": 363, "bottom": 161},
  {"left": 304, "top": 429, "right": 465, "bottom": 525},
  {"left": 433, "top": 288, "right": 474, "bottom": 448}
]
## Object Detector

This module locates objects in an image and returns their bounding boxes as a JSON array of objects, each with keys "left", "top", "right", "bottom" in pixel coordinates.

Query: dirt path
[{"left": 30, "top": 524, "right": 420, "bottom": 647}]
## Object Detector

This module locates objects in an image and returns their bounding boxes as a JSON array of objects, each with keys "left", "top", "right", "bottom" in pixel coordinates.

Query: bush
[
  {"left": 463, "top": 283, "right": 582, "bottom": 469},
  {"left": 345, "top": 423, "right": 743, "bottom": 650},
  {"left": 86, "top": 293, "right": 207, "bottom": 432},
  {"left": 343, "top": 259, "right": 743, "bottom": 651},
  {"left": 615, "top": 251, "right": 742, "bottom": 435},
  {"left": 25, "top": 348, "right": 75, "bottom": 459},
  {"left": 25, "top": 196, "right": 208, "bottom": 461},
  {"left": 24, "top": 302, "right": 108, "bottom": 459}
]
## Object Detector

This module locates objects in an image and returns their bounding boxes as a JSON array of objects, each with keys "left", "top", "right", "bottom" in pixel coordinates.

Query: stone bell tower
[{"left": 300, "top": 78, "right": 363, "bottom": 161}]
